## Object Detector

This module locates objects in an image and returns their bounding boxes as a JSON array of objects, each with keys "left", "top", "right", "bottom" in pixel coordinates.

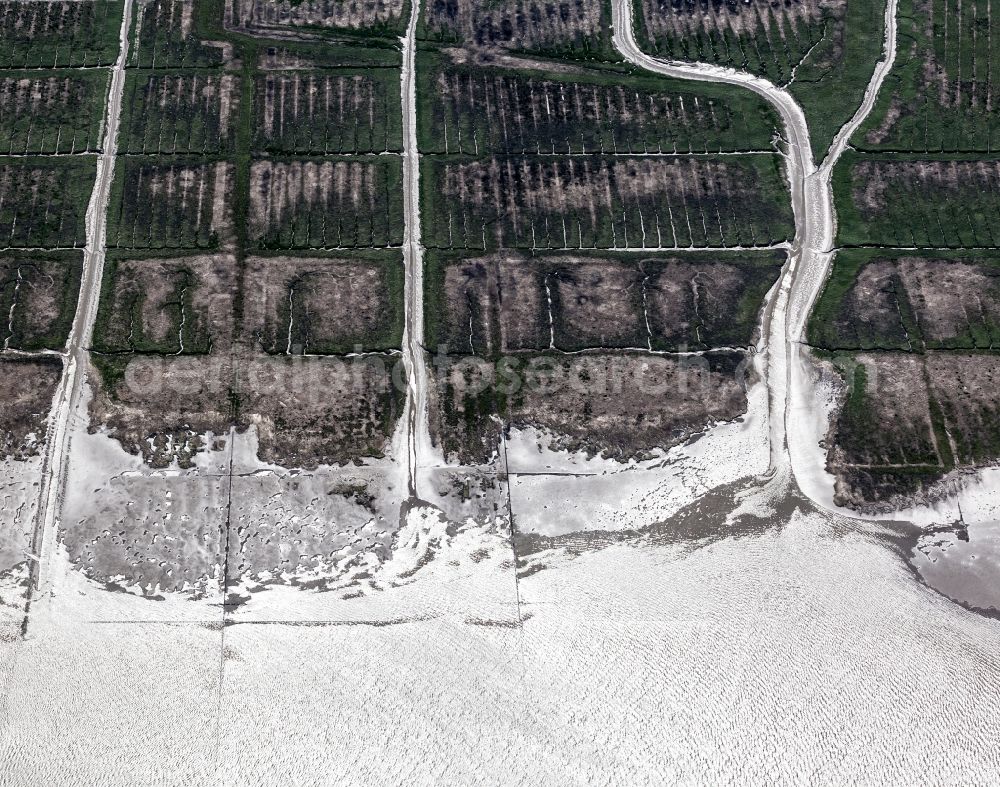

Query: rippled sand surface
[{"left": 2, "top": 505, "right": 998, "bottom": 786}]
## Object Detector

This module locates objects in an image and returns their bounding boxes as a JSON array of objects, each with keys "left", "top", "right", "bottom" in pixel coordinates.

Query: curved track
[{"left": 612, "top": 0, "right": 898, "bottom": 498}]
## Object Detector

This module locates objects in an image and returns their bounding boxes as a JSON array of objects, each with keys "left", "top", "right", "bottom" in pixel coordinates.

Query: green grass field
[
  {"left": 833, "top": 151, "right": 1000, "bottom": 248},
  {"left": 0, "top": 70, "right": 109, "bottom": 154},
  {"left": 421, "top": 153, "right": 793, "bottom": 250},
  {"left": 0, "top": 0, "right": 123, "bottom": 68},
  {"left": 0, "top": 157, "right": 96, "bottom": 248},
  {"left": 854, "top": 0, "right": 1000, "bottom": 153},
  {"left": 416, "top": 51, "right": 780, "bottom": 156}
]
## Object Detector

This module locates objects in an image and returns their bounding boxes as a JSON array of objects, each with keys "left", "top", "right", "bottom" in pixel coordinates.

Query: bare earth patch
[
  {"left": 239, "top": 355, "right": 403, "bottom": 468},
  {"left": 0, "top": 254, "right": 81, "bottom": 351},
  {"left": 645, "top": 256, "right": 780, "bottom": 349},
  {"left": 94, "top": 255, "right": 237, "bottom": 354},
  {"left": 827, "top": 352, "right": 1000, "bottom": 508},
  {"left": 432, "top": 253, "right": 549, "bottom": 356},
  {"left": 926, "top": 354, "right": 1000, "bottom": 466},
  {"left": 429, "top": 350, "right": 750, "bottom": 462},
  {"left": 430, "top": 251, "right": 782, "bottom": 356},
  {"left": 89, "top": 353, "right": 403, "bottom": 469},
  {"left": 898, "top": 258, "right": 1000, "bottom": 347},
  {"left": 812, "top": 256, "right": 1000, "bottom": 350},
  {"left": 242, "top": 255, "right": 402, "bottom": 354},
  {"left": 549, "top": 259, "right": 646, "bottom": 350},
  {"left": 0, "top": 356, "right": 61, "bottom": 459}
]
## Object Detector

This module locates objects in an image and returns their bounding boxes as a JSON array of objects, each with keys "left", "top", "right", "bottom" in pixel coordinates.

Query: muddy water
[{"left": 911, "top": 521, "right": 1000, "bottom": 615}]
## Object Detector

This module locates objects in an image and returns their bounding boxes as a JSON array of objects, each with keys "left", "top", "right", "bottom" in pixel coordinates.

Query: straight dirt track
[
  {"left": 398, "top": 0, "right": 430, "bottom": 498},
  {"left": 23, "top": 0, "right": 133, "bottom": 630}
]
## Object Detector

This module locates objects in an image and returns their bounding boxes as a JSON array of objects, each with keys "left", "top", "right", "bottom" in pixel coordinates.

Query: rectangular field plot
[
  {"left": 91, "top": 352, "right": 404, "bottom": 467},
  {"left": 834, "top": 154, "right": 1000, "bottom": 247},
  {"left": 827, "top": 352, "right": 1000, "bottom": 505},
  {"left": 422, "top": 155, "right": 793, "bottom": 250},
  {"left": 926, "top": 354, "right": 1000, "bottom": 466},
  {"left": 419, "top": 58, "right": 779, "bottom": 155},
  {"left": 0, "top": 0, "right": 123, "bottom": 68},
  {"left": 242, "top": 253, "right": 403, "bottom": 354},
  {"left": 0, "top": 356, "right": 62, "bottom": 461},
  {"left": 248, "top": 158, "right": 404, "bottom": 249},
  {"left": 0, "top": 251, "right": 81, "bottom": 351},
  {"left": 827, "top": 352, "right": 945, "bottom": 505},
  {"left": 425, "top": 252, "right": 551, "bottom": 356},
  {"left": 252, "top": 70, "right": 402, "bottom": 154},
  {"left": 636, "top": 0, "right": 835, "bottom": 84},
  {"left": 643, "top": 252, "right": 784, "bottom": 350},
  {"left": 120, "top": 71, "right": 241, "bottom": 154},
  {"left": 430, "top": 350, "right": 749, "bottom": 463},
  {"left": 855, "top": 0, "right": 1000, "bottom": 152},
  {"left": 89, "top": 353, "right": 238, "bottom": 467},
  {"left": 425, "top": 250, "right": 784, "bottom": 356},
  {"left": 421, "top": 0, "right": 610, "bottom": 58},
  {"left": 93, "top": 254, "right": 238, "bottom": 354},
  {"left": 108, "top": 158, "right": 234, "bottom": 250},
  {"left": 810, "top": 251, "right": 1000, "bottom": 351},
  {"left": 224, "top": 0, "right": 407, "bottom": 36},
  {"left": 0, "top": 71, "right": 108, "bottom": 154},
  {"left": 0, "top": 158, "right": 96, "bottom": 248},
  {"left": 127, "top": 0, "right": 228, "bottom": 69}
]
